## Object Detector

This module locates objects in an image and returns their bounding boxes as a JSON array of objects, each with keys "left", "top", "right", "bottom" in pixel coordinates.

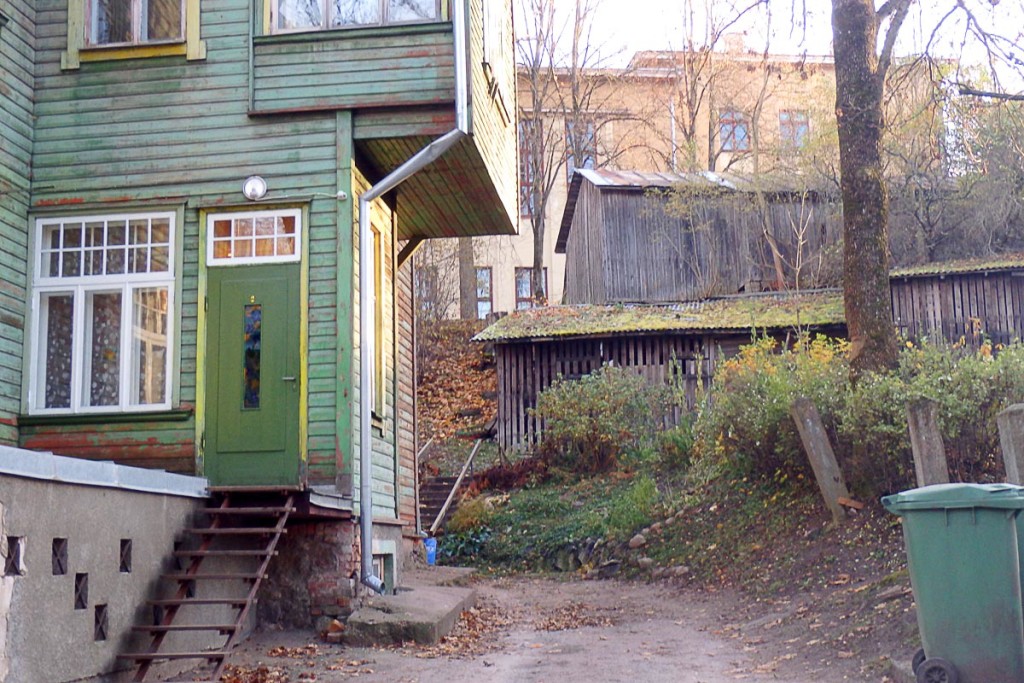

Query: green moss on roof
[
  {"left": 890, "top": 254, "right": 1024, "bottom": 278},
  {"left": 473, "top": 291, "right": 846, "bottom": 342}
]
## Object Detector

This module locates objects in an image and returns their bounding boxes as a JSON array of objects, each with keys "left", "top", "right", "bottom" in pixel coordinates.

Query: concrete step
[{"left": 343, "top": 569, "right": 477, "bottom": 647}]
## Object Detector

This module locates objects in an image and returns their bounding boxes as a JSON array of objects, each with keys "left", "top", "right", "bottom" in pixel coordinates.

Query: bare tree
[{"left": 825, "top": 0, "right": 1022, "bottom": 377}]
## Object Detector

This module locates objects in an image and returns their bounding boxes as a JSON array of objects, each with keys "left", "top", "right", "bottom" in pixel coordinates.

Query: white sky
[{"left": 545, "top": 0, "right": 1023, "bottom": 90}]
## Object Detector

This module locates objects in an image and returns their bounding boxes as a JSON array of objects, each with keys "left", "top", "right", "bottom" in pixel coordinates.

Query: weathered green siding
[
  {"left": 467, "top": 0, "right": 518, "bottom": 228},
  {"left": 28, "top": 0, "right": 342, "bottom": 470},
  {"left": 0, "top": 1, "right": 35, "bottom": 445},
  {"left": 252, "top": 25, "right": 455, "bottom": 114}
]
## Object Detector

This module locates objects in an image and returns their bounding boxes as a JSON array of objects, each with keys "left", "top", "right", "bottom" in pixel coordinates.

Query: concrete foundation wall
[{"left": 0, "top": 448, "right": 217, "bottom": 683}]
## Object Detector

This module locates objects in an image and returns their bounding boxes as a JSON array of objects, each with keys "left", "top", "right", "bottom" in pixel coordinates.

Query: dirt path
[{"left": 206, "top": 576, "right": 863, "bottom": 683}]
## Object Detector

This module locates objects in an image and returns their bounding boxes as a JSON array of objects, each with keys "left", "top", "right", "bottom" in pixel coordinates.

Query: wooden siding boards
[
  {"left": 395, "top": 253, "right": 417, "bottom": 531},
  {"left": 251, "top": 26, "right": 456, "bottom": 113},
  {"left": 0, "top": 0, "right": 35, "bottom": 445},
  {"left": 889, "top": 270, "right": 1024, "bottom": 346}
]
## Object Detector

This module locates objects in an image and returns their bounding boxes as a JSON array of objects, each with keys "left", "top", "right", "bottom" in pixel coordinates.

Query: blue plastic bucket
[{"left": 424, "top": 537, "right": 437, "bottom": 565}]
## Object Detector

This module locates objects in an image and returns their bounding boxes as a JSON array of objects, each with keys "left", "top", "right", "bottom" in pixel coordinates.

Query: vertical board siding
[
  {"left": 252, "top": 26, "right": 456, "bottom": 113},
  {"left": 0, "top": 0, "right": 35, "bottom": 445},
  {"left": 496, "top": 332, "right": 739, "bottom": 452},
  {"left": 563, "top": 186, "right": 841, "bottom": 305},
  {"left": 889, "top": 271, "right": 1024, "bottom": 346}
]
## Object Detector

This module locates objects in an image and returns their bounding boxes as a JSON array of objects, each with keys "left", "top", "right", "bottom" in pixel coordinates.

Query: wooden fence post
[
  {"left": 906, "top": 399, "right": 949, "bottom": 487},
  {"left": 791, "top": 397, "right": 850, "bottom": 524},
  {"left": 997, "top": 404, "right": 1024, "bottom": 485}
]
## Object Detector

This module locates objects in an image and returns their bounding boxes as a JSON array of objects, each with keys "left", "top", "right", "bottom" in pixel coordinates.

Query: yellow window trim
[{"left": 62, "top": 0, "right": 206, "bottom": 70}]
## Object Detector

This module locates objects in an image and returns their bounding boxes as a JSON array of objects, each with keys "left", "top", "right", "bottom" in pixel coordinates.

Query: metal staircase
[{"left": 118, "top": 490, "right": 295, "bottom": 682}]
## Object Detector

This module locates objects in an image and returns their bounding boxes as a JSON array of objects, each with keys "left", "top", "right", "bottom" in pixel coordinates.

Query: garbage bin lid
[{"left": 882, "top": 483, "right": 1024, "bottom": 513}]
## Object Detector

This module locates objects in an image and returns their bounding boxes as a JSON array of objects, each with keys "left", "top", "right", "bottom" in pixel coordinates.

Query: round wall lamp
[{"left": 242, "top": 175, "right": 268, "bottom": 201}]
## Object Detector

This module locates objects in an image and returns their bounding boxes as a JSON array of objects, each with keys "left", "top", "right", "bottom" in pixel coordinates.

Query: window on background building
[
  {"left": 719, "top": 109, "right": 750, "bottom": 152},
  {"left": 475, "top": 267, "right": 492, "bottom": 319},
  {"left": 273, "top": 0, "right": 440, "bottom": 32},
  {"left": 779, "top": 110, "right": 809, "bottom": 148},
  {"left": 519, "top": 119, "right": 537, "bottom": 217},
  {"left": 515, "top": 267, "right": 547, "bottom": 310},
  {"left": 88, "top": 0, "right": 184, "bottom": 46},
  {"left": 30, "top": 212, "right": 176, "bottom": 414},
  {"left": 565, "top": 119, "right": 597, "bottom": 181}
]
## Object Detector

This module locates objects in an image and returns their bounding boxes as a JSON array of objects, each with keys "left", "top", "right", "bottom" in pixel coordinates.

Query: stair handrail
[{"left": 429, "top": 438, "right": 482, "bottom": 535}]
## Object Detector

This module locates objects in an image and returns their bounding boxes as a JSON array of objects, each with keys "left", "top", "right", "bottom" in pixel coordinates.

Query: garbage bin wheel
[
  {"left": 911, "top": 648, "right": 926, "bottom": 674},
  {"left": 916, "top": 658, "right": 958, "bottom": 683}
]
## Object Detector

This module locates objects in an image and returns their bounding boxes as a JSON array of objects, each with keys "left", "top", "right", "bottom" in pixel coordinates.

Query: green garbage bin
[{"left": 883, "top": 483, "right": 1024, "bottom": 683}]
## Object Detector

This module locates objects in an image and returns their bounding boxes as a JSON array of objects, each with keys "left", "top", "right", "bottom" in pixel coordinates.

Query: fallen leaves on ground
[
  {"left": 534, "top": 602, "right": 614, "bottom": 631},
  {"left": 417, "top": 321, "right": 496, "bottom": 442},
  {"left": 411, "top": 601, "right": 519, "bottom": 659},
  {"left": 220, "top": 664, "right": 290, "bottom": 683},
  {"left": 267, "top": 645, "right": 320, "bottom": 658}
]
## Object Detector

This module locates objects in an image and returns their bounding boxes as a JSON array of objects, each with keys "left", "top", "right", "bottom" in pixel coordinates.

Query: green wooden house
[{"left": 0, "top": 0, "right": 517, "bottom": 630}]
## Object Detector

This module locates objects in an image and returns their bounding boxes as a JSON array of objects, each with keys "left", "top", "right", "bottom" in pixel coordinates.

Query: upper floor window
[
  {"left": 779, "top": 110, "right": 810, "bottom": 148},
  {"left": 87, "top": 0, "right": 183, "bottom": 46},
  {"left": 515, "top": 267, "right": 547, "bottom": 310},
  {"left": 475, "top": 267, "right": 492, "bottom": 319},
  {"left": 30, "top": 213, "right": 176, "bottom": 414},
  {"left": 566, "top": 119, "right": 596, "bottom": 181},
  {"left": 719, "top": 109, "right": 750, "bottom": 152},
  {"left": 273, "top": 0, "right": 441, "bottom": 32}
]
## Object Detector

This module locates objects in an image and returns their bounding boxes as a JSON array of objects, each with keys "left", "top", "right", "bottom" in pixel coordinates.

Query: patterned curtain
[{"left": 278, "top": 0, "right": 323, "bottom": 29}]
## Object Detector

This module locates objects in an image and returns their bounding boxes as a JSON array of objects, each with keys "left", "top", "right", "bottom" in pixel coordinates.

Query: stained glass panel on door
[{"left": 243, "top": 304, "right": 262, "bottom": 409}]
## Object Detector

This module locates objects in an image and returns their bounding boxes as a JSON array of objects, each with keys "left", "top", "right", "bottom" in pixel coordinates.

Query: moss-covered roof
[
  {"left": 473, "top": 291, "right": 846, "bottom": 343},
  {"left": 890, "top": 254, "right": 1024, "bottom": 278}
]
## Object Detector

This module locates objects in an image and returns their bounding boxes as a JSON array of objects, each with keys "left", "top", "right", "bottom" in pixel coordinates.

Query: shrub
[
  {"left": 655, "top": 420, "right": 695, "bottom": 472},
  {"left": 532, "top": 365, "right": 672, "bottom": 473},
  {"left": 693, "top": 335, "right": 849, "bottom": 480},
  {"left": 606, "top": 474, "right": 659, "bottom": 534}
]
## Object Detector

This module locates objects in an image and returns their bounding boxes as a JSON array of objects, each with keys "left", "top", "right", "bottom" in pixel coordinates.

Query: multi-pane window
[
  {"left": 207, "top": 209, "right": 301, "bottom": 266},
  {"left": 87, "top": 0, "right": 183, "bottom": 46},
  {"left": 565, "top": 119, "right": 597, "bottom": 181},
  {"left": 779, "top": 110, "right": 810, "bottom": 148},
  {"left": 273, "top": 0, "right": 440, "bottom": 32},
  {"left": 719, "top": 109, "right": 750, "bottom": 152},
  {"left": 31, "top": 213, "right": 175, "bottom": 414},
  {"left": 515, "top": 267, "right": 547, "bottom": 310},
  {"left": 475, "top": 267, "right": 492, "bottom": 319},
  {"left": 519, "top": 119, "right": 537, "bottom": 217}
]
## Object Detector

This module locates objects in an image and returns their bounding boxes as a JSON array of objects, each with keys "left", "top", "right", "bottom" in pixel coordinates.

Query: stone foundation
[{"left": 259, "top": 519, "right": 358, "bottom": 627}]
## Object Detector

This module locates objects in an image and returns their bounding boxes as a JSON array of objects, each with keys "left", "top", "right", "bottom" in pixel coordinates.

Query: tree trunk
[
  {"left": 457, "top": 237, "right": 477, "bottom": 320},
  {"left": 532, "top": 219, "right": 547, "bottom": 305},
  {"left": 832, "top": 0, "right": 899, "bottom": 377}
]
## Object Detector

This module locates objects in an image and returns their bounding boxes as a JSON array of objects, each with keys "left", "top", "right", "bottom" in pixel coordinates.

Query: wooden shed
[
  {"left": 889, "top": 256, "right": 1024, "bottom": 346},
  {"left": 474, "top": 291, "right": 847, "bottom": 451},
  {"left": 554, "top": 169, "right": 841, "bottom": 304}
]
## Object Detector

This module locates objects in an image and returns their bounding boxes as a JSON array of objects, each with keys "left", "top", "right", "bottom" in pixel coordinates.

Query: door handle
[{"left": 282, "top": 376, "right": 296, "bottom": 382}]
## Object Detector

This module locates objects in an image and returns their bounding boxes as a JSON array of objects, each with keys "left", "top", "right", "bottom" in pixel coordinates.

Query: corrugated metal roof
[
  {"left": 473, "top": 290, "right": 845, "bottom": 343},
  {"left": 890, "top": 254, "right": 1024, "bottom": 278}
]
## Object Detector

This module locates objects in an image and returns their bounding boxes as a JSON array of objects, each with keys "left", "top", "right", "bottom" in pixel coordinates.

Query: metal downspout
[{"left": 359, "top": 0, "right": 470, "bottom": 593}]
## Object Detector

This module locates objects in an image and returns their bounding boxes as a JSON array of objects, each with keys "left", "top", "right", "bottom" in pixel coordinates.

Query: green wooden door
[{"left": 205, "top": 264, "right": 300, "bottom": 486}]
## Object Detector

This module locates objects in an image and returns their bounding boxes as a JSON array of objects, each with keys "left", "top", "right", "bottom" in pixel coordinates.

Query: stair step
[
  {"left": 173, "top": 549, "right": 274, "bottom": 558},
  {"left": 148, "top": 598, "right": 250, "bottom": 607},
  {"left": 118, "top": 652, "right": 227, "bottom": 662},
  {"left": 186, "top": 527, "right": 285, "bottom": 535},
  {"left": 203, "top": 506, "right": 295, "bottom": 515},
  {"left": 163, "top": 573, "right": 263, "bottom": 581},
  {"left": 132, "top": 624, "right": 238, "bottom": 633}
]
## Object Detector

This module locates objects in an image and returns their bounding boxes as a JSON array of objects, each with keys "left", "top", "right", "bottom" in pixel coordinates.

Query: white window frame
[
  {"left": 206, "top": 208, "right": 302, "bottom": 267},
  {"left": 270, "top": 0, "right": 442, "bottom": 34},
  {"left": 29, "top": 212, "right": 177, "bottom": 415},
  {"left": 85, "top": 0, "right": 185, "bottom": 47}
]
